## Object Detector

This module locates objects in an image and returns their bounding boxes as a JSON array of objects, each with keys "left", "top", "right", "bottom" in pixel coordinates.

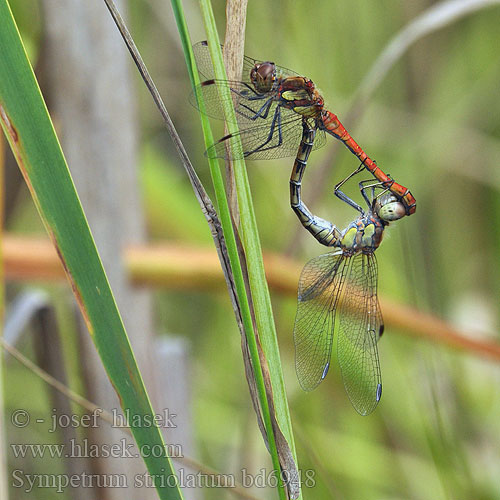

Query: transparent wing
[
  {"left": 206, "top": 115, "right": 326, "bottom": 161},
  {"left": 294, "top": 251, "right": 348, "bottom": 391},
  {"left": 376, "top": 298, "right": 384, "bottom": 341},
  {"left": 192, "top": 41, "right": 299, "bottom": 83},
  {"left": 189, "top": 79, "right": 281, "bottom": 124},
  {"left": 337, "top": 252, "right": 383, "bottom": 416},
  {"left": 241, "top": 54, "right": 299, "bottom": 82},
  {"left": 192, "top": 41, "right": 221, "bottom": 80}
]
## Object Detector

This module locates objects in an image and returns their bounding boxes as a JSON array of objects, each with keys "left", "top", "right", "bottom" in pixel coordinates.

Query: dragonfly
[
  {"left": 290, "top": 119, "right": 411, "bottom": 415},
  {"left": 191, "top": 41, "right": 416, "bottom": 215}
]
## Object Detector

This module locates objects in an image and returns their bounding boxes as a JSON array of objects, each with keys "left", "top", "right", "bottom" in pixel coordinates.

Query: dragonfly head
[
  {"left": 250, "top": 62, "right": 277, "bottom": 93},
  {"left": 374, "top": 194, "right": 406, "bottom": 222}
]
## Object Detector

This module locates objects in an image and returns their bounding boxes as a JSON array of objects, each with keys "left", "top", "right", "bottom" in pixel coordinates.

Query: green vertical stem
[
  {"left": 172, "top": 0, "right": 282, "bottom": 470},
  {"left": 171, "top": 1, "right": 293, "bottom": 499},
  {"left": 197, "top": 1, "right": 298, "bottom": 498}
]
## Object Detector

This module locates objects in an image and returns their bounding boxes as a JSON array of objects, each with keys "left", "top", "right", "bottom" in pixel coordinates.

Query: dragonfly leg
[
  {"left": 228, "top": 82, "right": 276, "bottom": 121},
  {"left": 291, "top": 120, "right": 341, "bottom": 246},
  {"left": 238, "top": 95, "right": 274, "bottom": 120},
  {"left": 334, "top": 189, "right": 364, "bottom": 213},
  {"left": 334, "top": 163, "right": 365, "bottom": 192},
  {"left": 244, "top": 105, "right": 283, "bottom": 157},
  {"left": 333, "top": 164, "right": 366, "bottom": 213},
  {"left": 252, "top": 97, "right": 274, "bottom": 119},
  {"left": 358, "top": 179, "right": 389, "bottom": 207}
]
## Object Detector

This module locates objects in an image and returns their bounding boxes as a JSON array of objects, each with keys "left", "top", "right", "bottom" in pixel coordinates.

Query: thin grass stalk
[
  {"left": 197, "top": 1, "right": 298, "bottom": 498},
  {"left": 102, "top": 0, "right": 249, "bottom": 355},
  {"left": 170, "top": 2, "right": 289, "bottom": 497},
  {"left": 199, "top": 2, "right": 295, "bottom": 435},
  {"left": 169, "top": 1, "right": 261, "bottom": 371},
  {"left": 170, "top": 0, "right": 255, "bottom": 340},
  {"left": 222, "top": 0, "right": 248, "bottom": 221},
  {"left": 100, "top": 1, "right": 288, "bottom": 496}
]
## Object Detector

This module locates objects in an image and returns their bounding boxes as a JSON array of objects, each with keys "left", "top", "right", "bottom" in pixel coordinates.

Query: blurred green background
[{"left": 4, "top": 0, "right": 500, "bottom": 499}]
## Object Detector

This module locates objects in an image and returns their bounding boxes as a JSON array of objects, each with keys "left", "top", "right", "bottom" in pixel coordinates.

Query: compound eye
[
  {"left": 257, "top": 62, "right": 275, "bottom": 81},
  {"left": 251, "top": 62, "right": 276, "bottom": 92},
  {"left": 378, "top": 201, "right": 406, "bottom": 221}
]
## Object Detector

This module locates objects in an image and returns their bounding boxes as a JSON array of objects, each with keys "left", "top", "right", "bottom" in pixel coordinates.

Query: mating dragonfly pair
[{"left": 191, "top": 41, "right": 416, "bottom": 415}]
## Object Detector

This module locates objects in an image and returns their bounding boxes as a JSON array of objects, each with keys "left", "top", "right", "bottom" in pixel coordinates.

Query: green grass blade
[
  {"left": 170, "top": 0, "right": 283, "bottom": 477},
  {"left": 0, "top": 2, "right": 182, "bottom": 498},
  {"left": 170, "top": 1, "right": 296, "bottom": 499},
  {"left": 170, "top": 1, "right": 261, "bottom": 402},
  {"left": 194, "top": 2, "right": 299, "bottom": 498}
]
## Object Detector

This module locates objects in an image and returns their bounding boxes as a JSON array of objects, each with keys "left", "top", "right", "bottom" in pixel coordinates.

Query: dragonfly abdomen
[
  {"left": 291, "top": 121, "right": 341, "bottom": 246},
  {"left": 320, "top": 110, "right": 417, "bottom": 215},
  {"left": 321, "top": 110, "right": 367, "bottom": 157}
]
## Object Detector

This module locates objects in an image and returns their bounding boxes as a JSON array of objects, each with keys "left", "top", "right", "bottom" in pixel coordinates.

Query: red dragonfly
[{"left": 191, "top": 41, "right": 416, "bottom": 215}]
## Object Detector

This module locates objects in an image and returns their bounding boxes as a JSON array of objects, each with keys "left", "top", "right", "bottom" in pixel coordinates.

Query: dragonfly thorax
[
  {"left": 279, "top": 78, "right": 324, "bottom": 117},
  {"left": 339, "top": 216, "right": 385, "bottom": 253},
  {"left": 339, "top": 193, "right": 406, "bottom": 252},
  {"left": 250, "top": 62, "right": 277, "bottom": 93}
]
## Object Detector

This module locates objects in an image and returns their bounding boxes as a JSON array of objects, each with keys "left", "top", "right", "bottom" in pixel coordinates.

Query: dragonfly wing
[
  {"left": 206, "top": 114, "right": 326, "bottom": 161},
  {"left": 241, "top": 55, "right": 300, "bottom": 81},
  {"left": 337, "top": 252, "right": 382, "bottom": 416},
  {"left": 190, "top": 79, "right": 280, "bottom": 125},
  {"left": 376, "top": 298, "right": 384, "bottom": 341},
  {"left": 193, "top": 41, "right": 299, "bottom": 83},
  {"left": 312, "top": 129, "right": 326, "bottom": 151},
  {"left": 207, "top": 113, "right": 299, "bottom": 160},
  {"left": 192, "top": 41, "right": 222, "bottom": 81},
  {"left": 294, "top": 250, "right": 348, "bottom": 391}
]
